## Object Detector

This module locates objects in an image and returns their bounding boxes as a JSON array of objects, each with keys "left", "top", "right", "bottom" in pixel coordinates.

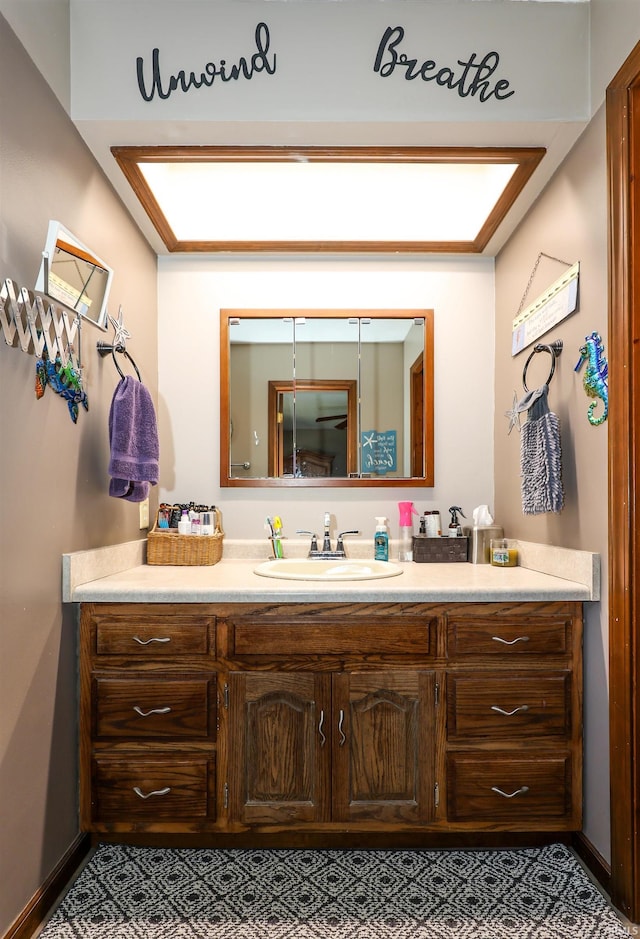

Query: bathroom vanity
[{"left": 70, "top": 549, "right": 595, "bottom": 845}]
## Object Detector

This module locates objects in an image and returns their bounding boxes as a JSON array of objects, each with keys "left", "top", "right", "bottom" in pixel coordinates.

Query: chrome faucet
[
  {"left": 297, "top": 513, "right": 360, "bottom": 559},
  {"left": 322, "top": 511, "right": 332, "bottom": 552}
]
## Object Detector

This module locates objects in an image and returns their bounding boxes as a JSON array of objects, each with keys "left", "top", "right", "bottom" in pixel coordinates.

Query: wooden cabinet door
[
  {"left": 229, "top": 671, "right": 331, "bottom": 825},
  {"left": 332, "top": 671, "right": 437, "bottom": 824}
]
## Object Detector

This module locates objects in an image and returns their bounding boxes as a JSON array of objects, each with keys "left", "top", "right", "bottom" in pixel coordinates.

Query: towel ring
[
  {"left": 97, "top": 341, "right": 142, "bottom": 381},
  {"left": 522, "top": 340, "right": 563, "bottom": 392}
]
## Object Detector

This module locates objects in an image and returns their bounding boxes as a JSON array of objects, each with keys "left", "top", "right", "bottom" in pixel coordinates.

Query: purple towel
[{"left": 108, "top": 376, "right": 159, "bottom": 503}]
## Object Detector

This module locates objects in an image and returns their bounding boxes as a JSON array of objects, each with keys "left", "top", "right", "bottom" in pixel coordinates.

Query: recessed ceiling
[{"left": 112, "top": 146, "right": 546, "bottom": 254}]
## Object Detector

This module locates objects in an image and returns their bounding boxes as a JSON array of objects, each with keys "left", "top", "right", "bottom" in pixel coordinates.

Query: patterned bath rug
[{"left": 40, "top": 842, "right": 628, "bottom": 938}]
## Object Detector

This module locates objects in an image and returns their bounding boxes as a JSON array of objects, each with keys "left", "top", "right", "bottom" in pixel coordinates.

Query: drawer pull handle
[
  {"left": 491, "top": 635, "right": 530, "bottom": 645},
  {"left": 491, "top": 704, "right": 529, "bottom": 717},
  {"left": 338, "top": 709, "right": 346, "bottom": 746},
  {"left": 133, "top": 636, "right": 171, "bottom": 645},
  {"left": 133, "top": 786, "right": 171, "bottom": 800},
  {"left": 133, "top": 706, "right": 172, "bottom": 717},
  {"left": 491, "top": 785, "right": 530, "bottom": 799},
  {"left": 318, "top": 709, "right": 326, "bottom": 747}
]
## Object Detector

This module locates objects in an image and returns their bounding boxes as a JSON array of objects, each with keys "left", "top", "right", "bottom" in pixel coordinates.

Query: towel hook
[
  {"left": 97, "top": 342, "right": 142, "bottom": 382},
  {"left": 522, "top": 340, "right": 563, "bottom": 392}
]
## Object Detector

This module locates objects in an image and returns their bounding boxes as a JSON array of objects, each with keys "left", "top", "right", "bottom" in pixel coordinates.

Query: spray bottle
[
  {"left": 374, "top": 517, "right": 389, "bottom": 561},
  {"left": 398, "top": 501, "right": 418, "bottom": 561},
  {"left": 448, "top": 506, "right": 466, "bottom": 537}
]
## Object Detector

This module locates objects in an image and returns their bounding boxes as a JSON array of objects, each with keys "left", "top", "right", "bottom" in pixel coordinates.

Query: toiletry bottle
[
  {"left": 448, "top": 506, "right": 466, "bottom": 537},
  {"left": 374, "top": 517, "right": 389, "bottom": 561},
  {"left": 178, "top": 509, "right": 191, "bottom": 535},
  {"left": 398, "top": 501, "right": 418, "bottom": 561}
]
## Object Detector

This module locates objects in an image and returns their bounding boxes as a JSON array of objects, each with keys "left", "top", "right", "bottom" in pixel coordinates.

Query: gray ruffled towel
[
  {"left": 108, "top": 376, "right": 159, "bottom": 502},
  {"left": 517, "top": 384, "right": 564, "bottom": 515}
]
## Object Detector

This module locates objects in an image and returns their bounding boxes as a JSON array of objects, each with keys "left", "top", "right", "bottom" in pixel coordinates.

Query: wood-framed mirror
[{"left": 220, "top": 308, "right": 434, "bottom": 488}]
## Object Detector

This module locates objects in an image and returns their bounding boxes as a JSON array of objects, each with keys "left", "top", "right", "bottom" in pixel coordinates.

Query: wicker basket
[
  {"left": 147, "top": 508, "right": 224, "bottom": 566},
  {"left": 412, "top": 535, "right": 469, "bottom": 563}
]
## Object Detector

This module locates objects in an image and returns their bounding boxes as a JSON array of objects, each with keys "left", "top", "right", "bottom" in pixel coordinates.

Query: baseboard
[
  {"left": 94, "top": 830, "right": 573, "bottom": 850},
  {"left": 571, "top": 831, "right": 612, "bottom": 895},
  {"left": 3, "top": 833, "right": 92, "bottom": 939}
]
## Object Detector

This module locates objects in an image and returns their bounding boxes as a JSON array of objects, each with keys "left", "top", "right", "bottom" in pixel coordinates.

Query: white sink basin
[{"left": 254, "top": 558, "right": 404, "bottom": 582}]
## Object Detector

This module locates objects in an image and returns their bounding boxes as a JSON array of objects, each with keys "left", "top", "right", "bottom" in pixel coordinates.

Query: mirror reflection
[
  {"left": 220, "top": 309, "right": 434, "bottom": 488},
  {"left": 35, "top": 220, "right": 113, "bottom": 329}
]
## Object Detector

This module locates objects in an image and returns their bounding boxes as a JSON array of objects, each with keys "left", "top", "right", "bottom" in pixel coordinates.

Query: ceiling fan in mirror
[{"left": 316, "top": 414, "right": 348, "bottom": 430}]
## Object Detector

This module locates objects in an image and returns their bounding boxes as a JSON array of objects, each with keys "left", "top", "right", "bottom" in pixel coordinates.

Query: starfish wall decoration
[
  {"left": 504, "top": 391, "right": 521, "bottom": 434},
  {"left": 108, "top": 306, "right": 131, "bottom": 351}
]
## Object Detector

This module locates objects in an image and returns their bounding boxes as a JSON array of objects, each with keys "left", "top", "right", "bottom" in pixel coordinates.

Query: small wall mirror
[
  {"left": 220, "top": 309, "right": 434, "bottom": 488},
  {"left": 35, "top": 220, "right": 113, "bottom": 329}
]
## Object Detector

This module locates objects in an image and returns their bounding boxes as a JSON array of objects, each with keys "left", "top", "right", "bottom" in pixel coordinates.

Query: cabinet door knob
[
  {"left": 491, "top": 785, "right": 530, "bottom": 799},
  {"left": 490, "top": 704, "right": 529, "bottom": 717},
  {"left": 133, "top": 706, "right": 172, "bottom": 717},
  {"left": 338, "top": 709, "right": 346, "bottom": 746},
  {"left": 133, "top": 786, "right": 171, "bottom": 800},
  {"left": 318, "top": 709, "right": 326, "bottom": 747}
]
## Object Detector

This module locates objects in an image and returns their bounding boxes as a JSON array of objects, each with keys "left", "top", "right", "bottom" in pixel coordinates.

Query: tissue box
[{"left": 412, "top": 535, "right": 469, "bottom": 563}]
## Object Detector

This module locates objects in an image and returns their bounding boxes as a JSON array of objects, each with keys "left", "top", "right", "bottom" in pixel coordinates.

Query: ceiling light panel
[
  {"left": 139, "top": 161, "right": 518, "bottom": 243},
  {"left": 112, "top": 146, "right": 545, "bottom": 253}
]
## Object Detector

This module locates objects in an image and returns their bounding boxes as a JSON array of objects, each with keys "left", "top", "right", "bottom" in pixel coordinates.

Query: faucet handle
[
  {"left": 296, "top": 530, "right": 319, "bottom": 553},
  {"left": 335, "top": 530, "right": 360, "bottom": 553}
]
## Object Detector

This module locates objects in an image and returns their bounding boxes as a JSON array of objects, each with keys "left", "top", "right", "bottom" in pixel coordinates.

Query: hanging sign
[
  {"left": 361, "top": 430, "right": 397, "bottom": 475},
  {"left": 511, "top": 262, "right": 580, "bottom": 356}
]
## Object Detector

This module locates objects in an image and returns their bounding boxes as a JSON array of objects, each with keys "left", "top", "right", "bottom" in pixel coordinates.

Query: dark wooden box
[{"left": 412, "top": 535, "right": 469, "bottom": 563}]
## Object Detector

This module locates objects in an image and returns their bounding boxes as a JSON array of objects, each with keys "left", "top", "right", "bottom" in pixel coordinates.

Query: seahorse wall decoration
[{"left": 574, "top": 331, "right": 608, "bottom": 425}]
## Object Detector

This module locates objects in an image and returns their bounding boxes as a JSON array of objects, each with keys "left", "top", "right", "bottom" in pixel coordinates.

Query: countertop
[{"left": 64, "top": 539, "right": 600, "bottom": 604}]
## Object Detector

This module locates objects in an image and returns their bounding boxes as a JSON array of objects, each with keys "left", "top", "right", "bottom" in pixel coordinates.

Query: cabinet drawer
[
  {"left": 93, "top": 758, "right": 214, "bottom": 821},
  {"left": 447, "top": 672, "right": 570, "bottom": 739},
  {"left": 446, "top": 617, "right": 570, "bottom": 657},
  {"left": 229, "top": 619, "right": 435, "bottom": 657},
  {"left": 94, "top": 616, "right": 214, "bottom": 656},
  {"left": 447, "top": 753, "right": 571, "bottom": 821},
  {"left": 94, "top": 678, "right": 214, "bottom": 738}
]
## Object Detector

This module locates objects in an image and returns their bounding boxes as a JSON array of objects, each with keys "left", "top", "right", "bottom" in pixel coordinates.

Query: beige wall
[
  {"left": 158, "top": 257, "right": 497, "bottom": 540},
  {"left": 0, "top": 17, "right": 158, "bottom": 935},
  {"left": 494, "top": 106, "right": 610, "bottom": 859}
]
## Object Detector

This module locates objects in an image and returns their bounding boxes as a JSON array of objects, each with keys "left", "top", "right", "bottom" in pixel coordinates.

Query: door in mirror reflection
[{"left": 268, "top": 380, "right": 358, "bottom": 477}]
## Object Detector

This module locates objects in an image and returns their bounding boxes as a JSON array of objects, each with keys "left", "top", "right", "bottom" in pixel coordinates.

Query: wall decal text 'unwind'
[{"left": 136, "top": 23, "right": 276, "bottom": 101}]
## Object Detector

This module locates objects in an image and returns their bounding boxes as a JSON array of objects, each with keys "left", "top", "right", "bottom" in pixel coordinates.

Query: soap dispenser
[{"left": 374, "top": 517, "right": 389, "bottom": 561}]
